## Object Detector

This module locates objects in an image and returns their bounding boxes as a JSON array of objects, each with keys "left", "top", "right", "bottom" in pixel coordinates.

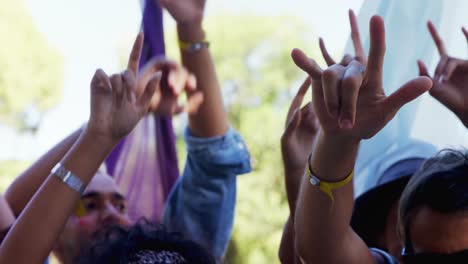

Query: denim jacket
[{"left": 162, "top": 127, "right": 251, "bottom": 260}]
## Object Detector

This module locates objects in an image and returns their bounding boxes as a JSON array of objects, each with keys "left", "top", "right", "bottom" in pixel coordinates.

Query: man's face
[
  {"left": 410, "top": 206, "right": 468, "bottom": 254},
  {"left": 56, "top": 172, "right": 131, "bottom": 260}
]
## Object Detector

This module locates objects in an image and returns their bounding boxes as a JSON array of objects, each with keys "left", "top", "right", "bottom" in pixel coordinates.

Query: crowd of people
[{"left": 0, "top": 0, "right": 467, "bottom": 263}]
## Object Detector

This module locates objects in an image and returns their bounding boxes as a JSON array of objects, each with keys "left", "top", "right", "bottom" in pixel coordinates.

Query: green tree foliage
[
  {"left": 166, "top": 14, "right": 317, "bottom": 263},
  {"left": 0, "top": 0, "right": 63, "bottom": 131},
  {"left": 0, "top": 160, "right": 30, "bottom": 193}
]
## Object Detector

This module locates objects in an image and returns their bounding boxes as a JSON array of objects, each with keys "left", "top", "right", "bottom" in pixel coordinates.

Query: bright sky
[{"left": 1, "top": 0, "right": 467, "bottom": 160}]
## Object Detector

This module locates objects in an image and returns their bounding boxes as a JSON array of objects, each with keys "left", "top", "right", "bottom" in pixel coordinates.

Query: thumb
[
  {"left": 139, "top": 73, "right": 162, "bottom": 114},
  {"left": 383, "top": 76, "right": 432, "bottom": 114}
]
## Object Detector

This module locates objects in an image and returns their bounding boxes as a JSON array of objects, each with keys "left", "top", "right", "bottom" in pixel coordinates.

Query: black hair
[
  {"left": 76, "top": 218, "right": 215, "bottom": 264},
  {"left": 351, "top": 176, "right": 409, "bottom": 249},
  {"left": 398, "top": 149, "right": 468, "bottom": 252}
]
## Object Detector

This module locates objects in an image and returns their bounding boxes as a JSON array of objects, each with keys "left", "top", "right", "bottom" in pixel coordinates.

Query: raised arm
[
  {"left": 418, "top": 22, "right": 468, "bottom": 128},
  {"left": 4, "top": 128, "right": 82, "bottom": 217},
  {"left": 281, "top": 77, "right": 319, "bottom": 217},
  {"left": 279, "top": 77, "right": 319, "bottom": 264},
  {"left": 279, "top": 11, "right": 365, "bottom": 262},
  {"left": 160, "top": 3, "right": 252, "bottom": 260},
  {"left": 0, "top": 34, "right": 168, "bottom": 264},
  {"left": 291, "top": 16, "right": 432, "bottom": 263},
  {"left": 0, "top": 195, "right": 14, "bottom": 247},
  {"left": 160, "top": 0, "right": 228, "bottom": 137},
  {"left": 0, "top": 195, "right": 14, "bottom": 235}
]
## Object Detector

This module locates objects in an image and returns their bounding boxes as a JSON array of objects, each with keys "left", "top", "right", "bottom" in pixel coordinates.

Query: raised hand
[
  {"left": 281, "top": 77, "right": 319, "bottom": 171},
  {"left": 159, "top": 0, "right": 206, "bottom": 25},
  {"left": 142, "top": 60, "right": 204, "bottom": 116},
  {"left": 87, "top": 33, "right": 200, "bottom": 141},
  {"left": 319, "top": 10, "right": 367, "bottom": 67},
  {"left": 292, "top": 16, "right": 432, "bottom": 142},
  {"left": 87, "top": 33, "right": 159, "bottom": 141},
  {"left": 418, "top": 22, "right": 468, "bottom": 127}
]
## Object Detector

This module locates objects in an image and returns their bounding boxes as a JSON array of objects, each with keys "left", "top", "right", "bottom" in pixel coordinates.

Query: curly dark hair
[{"left": 76, "top": 218, "right": 216, "bottom": 264}]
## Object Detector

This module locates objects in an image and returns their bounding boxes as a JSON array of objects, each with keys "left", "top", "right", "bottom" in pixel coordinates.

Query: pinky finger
[{"left": 291, "top": 48, "right": 323, "bottom": 79}]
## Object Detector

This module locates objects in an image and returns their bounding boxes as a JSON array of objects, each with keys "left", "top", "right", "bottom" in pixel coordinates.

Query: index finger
[
  {"left": 127, "top": 32, "right": 144, "bottom": 75},
  {"left": 427, "top": 21, "right": 447, "bottom": 55},
  {"left": 366, "top": 16, "right": 386, "bottom": 87},
  {"left": 286, "top": 77, "right": 312, "bottom": 123},
  {"left": 349, "top": 9, "right": 366, "bottom": 63}
]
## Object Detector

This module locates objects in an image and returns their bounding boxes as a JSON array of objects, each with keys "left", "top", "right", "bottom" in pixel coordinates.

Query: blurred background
[{"left": 0, "top": 0, "right": 467, "bottom": 263}]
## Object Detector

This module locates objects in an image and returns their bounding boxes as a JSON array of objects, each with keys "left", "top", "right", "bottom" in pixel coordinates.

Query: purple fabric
[{"left": 105, "top": 0, "right": 180, "bottom": 222}]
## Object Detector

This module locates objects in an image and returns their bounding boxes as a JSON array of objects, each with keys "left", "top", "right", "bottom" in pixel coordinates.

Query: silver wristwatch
[{"left": 52, "top": 163, "right": 86, "bottom": 195}]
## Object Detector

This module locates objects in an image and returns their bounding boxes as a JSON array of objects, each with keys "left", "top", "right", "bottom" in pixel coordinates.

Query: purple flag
[{"left": 105, "top": 0, "right": 179, "bottom": 222}]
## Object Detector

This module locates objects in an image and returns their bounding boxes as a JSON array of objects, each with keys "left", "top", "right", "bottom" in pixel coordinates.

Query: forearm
[
  {"left": 0, "top": 196, "right": 14, "bottom": 231},
  {"left": 280, "top": 167, "right": 305, "bottom": 264},
  {"left": 294, "top": 131, "right": 373, "bottom": 263},
  {"left": 5, "top": 128, "right": 82, "bottom": 217},
  {"left": 178, "top": 24, "right": 228, "bottom": 137},
  {"left": 0, "top": 131, "right": 116, "bottom": 264},
  {"left": 283, "top": 167, "right": 305, "bottom": 217}
]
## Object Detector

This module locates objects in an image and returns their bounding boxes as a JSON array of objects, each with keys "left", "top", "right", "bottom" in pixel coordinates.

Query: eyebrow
[
  {"left": 81, "top": 191, "right": 99, "bottom": 199},
  {"left": 81, "top": 192, "right": 126, "bottom": 201},
  {"left": 112, "top": 193, "right": 125, "bottom": 201}
]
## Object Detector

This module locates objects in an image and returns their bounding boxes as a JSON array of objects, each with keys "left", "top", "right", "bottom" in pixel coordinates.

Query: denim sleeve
[{"left": 162, "top": 127, "right": 251, "bottom": 260}]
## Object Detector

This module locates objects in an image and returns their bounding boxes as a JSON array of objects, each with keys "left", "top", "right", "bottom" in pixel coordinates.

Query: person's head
[
  {"left": 351, "top": 140, "right": 437, "bottom": 258},
  {"left": 77, "top": 219, "right": 215, "bottom": 264},
  {"left": 352, "top": 158, "right": 426, "bottom": 257},
  {"left": 399, "top": 149, "right": 468, "bottom": 263},
  {"left": 54, "top": 169, "right": 131, "bottom": 263}
]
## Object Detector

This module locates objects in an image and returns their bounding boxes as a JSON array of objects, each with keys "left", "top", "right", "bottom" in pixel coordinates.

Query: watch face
[
  {"left": 188, "top": 42, "right": 209, "bottom": 52},
  {"left": 310, "top": 176, "right": 321, "bottom": 186}
]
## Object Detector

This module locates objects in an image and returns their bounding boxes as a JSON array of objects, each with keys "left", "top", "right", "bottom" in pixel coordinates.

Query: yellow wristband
[{"left": 307, "top": 156, "right": 354, "bottom": 205}]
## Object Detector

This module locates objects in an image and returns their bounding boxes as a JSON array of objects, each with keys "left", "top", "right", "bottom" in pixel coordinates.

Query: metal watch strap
[
  {"left": 52, "top": 163, "right": 85, "bottom": 195},
  {"left": 187, "top": 42, "right": 209, "bottom": 52},
  {"left": 179, "top": 40, "right": 210, "bottom": 53}
]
